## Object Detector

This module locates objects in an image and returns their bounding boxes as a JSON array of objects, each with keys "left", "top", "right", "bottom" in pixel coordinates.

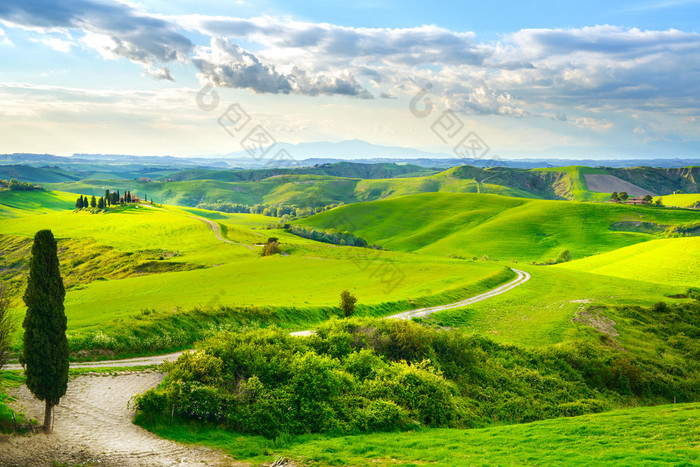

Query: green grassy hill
[
  {"left": 143, "top": 401, "right": 700, "bottom": 466},
  {"left": 0, "top": 189, "right": 513, "bottom": 356},
  {"left": 40, "top": 164, "right": 700, "bottom": 211},
  {"left": 555, "top": 237, "right": 700, "bottom": 287},
  {"left": 0, "top": 165, "right": 82, "bottom": 183},
  {"left": 297, "top": 192, "right": 700, "bottom": 262},
  {"left": 655, "top": 193, "right": 700, "bottom": 208},
  {"left": 608, "top": 166, "right": 700, "bottom": 195}
]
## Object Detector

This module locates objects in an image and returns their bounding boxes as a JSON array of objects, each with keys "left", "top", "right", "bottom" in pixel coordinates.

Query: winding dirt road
[
  {"left": 189, "top": 215, "right": 256, "bottom": 250},
  {"left": 0, "top": 373, "right": 237, "bottom": 466},
  {"left": 0, "top": 268, "right": 530, "bottom": 465}
]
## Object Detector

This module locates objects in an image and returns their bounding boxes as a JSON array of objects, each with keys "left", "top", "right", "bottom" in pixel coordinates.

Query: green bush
[{"left": 134, "top": 305, "right": 700, "bottom": 438}]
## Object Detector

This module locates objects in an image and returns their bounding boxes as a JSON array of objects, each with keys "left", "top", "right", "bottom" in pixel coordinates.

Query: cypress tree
[
  {"left": 98, "top": 197, "right": 104, "bottom": 209},
  {"left": 21, "top": 230, "right": 69, "bottom": 434},
  {"left": 90, "top": 195, "right": 96, "bottom": 208},
  {"left": 75, "top": 196, "right": 82, "bottom": 209}
]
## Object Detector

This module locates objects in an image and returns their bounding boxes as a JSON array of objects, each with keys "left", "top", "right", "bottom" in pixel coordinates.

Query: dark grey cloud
[
  {"left": 0, "top": 0, "right": 193, "bottom": 64},
  {"left": 194, "top": 38, "right": 372, "bottom": 98},
  {"left": 182, "top": 17, "right": 487, "bottom": 67}
]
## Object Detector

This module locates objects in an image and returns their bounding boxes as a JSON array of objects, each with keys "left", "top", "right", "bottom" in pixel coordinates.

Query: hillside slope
[
  {"left": 555, "top": 237, "right": 700, "bottom": 286},
  {"left": 297, "top": 192, "right": 700, "bottom": 262}
]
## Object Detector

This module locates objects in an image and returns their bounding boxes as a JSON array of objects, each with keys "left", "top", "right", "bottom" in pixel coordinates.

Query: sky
[{"left": 0, "top": 0, "right": 699, "bottom": 159}]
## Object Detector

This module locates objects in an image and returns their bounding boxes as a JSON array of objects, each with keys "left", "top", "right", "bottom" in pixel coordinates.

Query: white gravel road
[{"left": 0, "top": 373, "right": 237, "bottom": 466}]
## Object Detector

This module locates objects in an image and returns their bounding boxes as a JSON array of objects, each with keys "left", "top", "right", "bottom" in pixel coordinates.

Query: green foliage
[
  {"left": 134, "top": 308, "right": 700, "bottom": 438},
  {"left": 339, "top": 290, "right": 357, "bottom": 317},
  {"left": 0, "top": 283, "right": 15, "bottom": 369},
  {"left": 21, "top": 230, "right": 69, "bottom": 407},
  {"left": 0, "top": 178, "right": 39, "bottom": 191},
  {"left": 260, "top": 238, "right": 281, "bottom": 257},
  {"left": 287, "top": 225, "right": 379, "bottom": 249}
]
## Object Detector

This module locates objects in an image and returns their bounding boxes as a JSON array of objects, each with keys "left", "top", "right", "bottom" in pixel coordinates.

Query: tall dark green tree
[
  {"left": 21, "top": 230, "right": 69, "bottom": 434},
  {"left": 90, "top": 195, "right": 97, "bottom": 208},
  {"left": 0, "top": 283, "right": 15, "bottom": 371},
  {"left": 75, "top": 196, "right": 82, "bottom": 209},
  {"left": 340, "top": 290, "right": 357, "bottom": 317},
  {"left": 104, "top": 189, "right": 110, "bottom": 206}
]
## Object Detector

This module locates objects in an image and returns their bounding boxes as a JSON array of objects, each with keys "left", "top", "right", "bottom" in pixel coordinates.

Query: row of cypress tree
[{"left": 75, "top": 190, "right": 148, "bottom": 210}]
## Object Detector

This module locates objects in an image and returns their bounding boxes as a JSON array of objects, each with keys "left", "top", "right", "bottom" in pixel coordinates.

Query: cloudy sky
[{"left": 1, "top": 0, "right": 699, "bottom": 158}]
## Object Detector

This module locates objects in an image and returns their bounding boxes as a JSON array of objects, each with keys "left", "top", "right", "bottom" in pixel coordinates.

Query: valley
[{"left": 1, "top": 159, "right": 699, "bottom": 466}]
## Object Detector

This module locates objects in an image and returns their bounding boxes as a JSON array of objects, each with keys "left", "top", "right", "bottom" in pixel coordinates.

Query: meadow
[
  {"left": 139, "top": 402, "right": 700, "bottom": 466},
  {"left": 297, "top": 192, "right": 700, "bottom": 262},
  {"left": 2, "top": 165, "right": 700, "bottom": 464},
  {"left": 0, "top": 189, "right": 513, "bottom": 357}
]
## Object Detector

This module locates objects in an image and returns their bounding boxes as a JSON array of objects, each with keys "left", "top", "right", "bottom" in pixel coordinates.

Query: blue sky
[{"left": 0, "top": 0, "right": 699, "bottom": 158}]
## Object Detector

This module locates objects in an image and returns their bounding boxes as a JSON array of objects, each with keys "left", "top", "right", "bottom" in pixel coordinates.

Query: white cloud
[
  {"left": 0, "top": 27, "right": 12, "bottom": 46},
  {"left": 30, "top": 36, "right": 75, "bottom": 52},
  {"left": 2, "top": 1, "right": 700, "bottom": 131}
]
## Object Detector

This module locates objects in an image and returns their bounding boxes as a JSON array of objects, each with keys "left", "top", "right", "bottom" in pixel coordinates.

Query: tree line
[
  {"left": 286, "top": 224, "right": 381, "bottom": 249},
  {"left": 0, "top": 178, "right": 40, "bottom": 191},
  {"left": 196, "top": 201, "right": 342, "bottom": 221},
  {"left": 75, "top": 190, "right": 150, "bottom": 210},
  {"left": 610, "top": 192, "right": 660, "bottom": 205}
]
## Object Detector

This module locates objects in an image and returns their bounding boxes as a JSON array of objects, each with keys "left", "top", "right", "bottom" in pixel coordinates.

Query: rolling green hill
[
  {"left": 654, "top": 193, "right": 700, "bottom": 208},
  {"left": 0, "top": 165, "right": 83, "bottom": 183},
  {"left": 555, "top": 237, "right": 700, "bottom": 286},
  {"left": 297, "top": 192, "right": 700, "bottom": 262},
  {"left": 0, "top": 189, "right": 513, "bottom": 357}
]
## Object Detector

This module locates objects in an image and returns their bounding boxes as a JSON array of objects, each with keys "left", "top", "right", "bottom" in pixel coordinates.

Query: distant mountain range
[{"left": 1, "top": 138, "right": 699, "bottom": 170}]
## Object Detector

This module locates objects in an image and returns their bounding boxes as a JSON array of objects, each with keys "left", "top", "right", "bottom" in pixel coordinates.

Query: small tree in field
[
  {"left": 0, "top": 283, "right": 16, "bottom": 370},
  {"left": 260, "top": 237, "right": 281, "bottom": 256},
  {"left": 90, "top": 195, "right": 96, "bottom": 208},
  {"left": 97, "top": 197, "right": 104, "bottom": 209},
  {"left": 619, "top": 192, "right": 629, "bottom": 202},
  {"left": 643, "top": 195, "right": 653, "bottom": 204},
  {"left": 610, "top": 192, "right": 619, "bottom": 202},
  {"left": 340, "top": 290, "right": 357, "bottom": 317},
  {"left": 21, "top": 230, "right": 69, "bottom": 434}
]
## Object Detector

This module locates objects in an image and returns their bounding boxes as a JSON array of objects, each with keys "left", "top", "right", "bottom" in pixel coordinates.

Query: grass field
[
  {"left": 555, "top": 237, "right": 700, "bottom": 287},
  {"left": 298, "top": 192, "right": 700, "bottom": 262},
  {"left": 654, "top": 193, "right": 700, "bottom": 208},
  {"left": 138, "top": 402, "right": 700, "bottom": 466},
  {"left": 0, "top": 190, "right": 513, "bottom": 351},
  {"left": 40, "top": 165, "right": 631, "bottom": 210},
  {"left": 423, "top": 264, "right": 685, "bottom": 346}
]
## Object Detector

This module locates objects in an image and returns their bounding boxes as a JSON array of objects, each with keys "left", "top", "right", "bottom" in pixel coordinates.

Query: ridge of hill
[{"left": 296, "top": 192, "right": 700, "bottom": 262}]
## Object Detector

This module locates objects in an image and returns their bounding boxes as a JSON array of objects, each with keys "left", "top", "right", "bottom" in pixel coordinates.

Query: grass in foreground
[{"left": 139, "top": 402, "right": 700, "bottom": 466}]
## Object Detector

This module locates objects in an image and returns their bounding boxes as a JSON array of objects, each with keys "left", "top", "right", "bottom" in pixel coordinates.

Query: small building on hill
[
  {"left": 626, "top": 196, "right": 644, "bottom": 205},
  {"left": 138, "top": 177, "right": 151, "bottom": 182},
  {"left": 131, "top": 195, "right": 142, "bottom": 203}
]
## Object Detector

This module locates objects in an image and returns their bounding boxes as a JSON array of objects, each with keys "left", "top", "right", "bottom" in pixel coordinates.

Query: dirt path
[
  {"left": 0, "top": 373, "right": 238, "bottom": 466},
  {"left": 189, "top": 215, "right": 256, "bottom": 250},
  {"left": 0, "top": 269, "right": 531, "bottom": 464},
  {"left": 292, "top": 268, "right": 531, "bottom": 336}
]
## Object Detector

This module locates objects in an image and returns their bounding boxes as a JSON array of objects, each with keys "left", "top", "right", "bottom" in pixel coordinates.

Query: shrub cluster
[
  {"left": 0, "top": 179, "right": 39, "bottom": 191},
  {"left": 286, "top": 225, "right": 380, "bottom": 249},
  {"left": 196, "top": 202, "right": 341, "bottom": 220},
  {"left": 134, "top": 303, "right": 700, "bottom": 437}
]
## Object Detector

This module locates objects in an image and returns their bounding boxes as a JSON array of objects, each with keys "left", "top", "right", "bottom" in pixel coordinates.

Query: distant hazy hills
[{"left": 2, "top": 138, "right": 699, "bottom": 170}]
